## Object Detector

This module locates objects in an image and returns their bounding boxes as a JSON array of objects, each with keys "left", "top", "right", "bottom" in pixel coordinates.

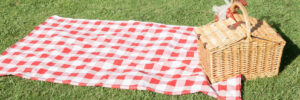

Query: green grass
[{"left": 0, "top": 0, "right": 299, "bottom": 99}]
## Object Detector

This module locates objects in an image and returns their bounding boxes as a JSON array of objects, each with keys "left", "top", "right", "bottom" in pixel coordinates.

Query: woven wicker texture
[{"left": 195, "top": 2, "right": 286, "bottom": 83}]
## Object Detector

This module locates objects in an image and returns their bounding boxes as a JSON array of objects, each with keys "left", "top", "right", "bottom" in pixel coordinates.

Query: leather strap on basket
[{"left": 230, "top": 1, "right": 252, "bottom": 41}]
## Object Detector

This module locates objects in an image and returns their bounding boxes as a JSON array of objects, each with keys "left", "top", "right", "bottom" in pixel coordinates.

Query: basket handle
[{"left": 230, "top": 1, "right": 252, "bottom": 41}]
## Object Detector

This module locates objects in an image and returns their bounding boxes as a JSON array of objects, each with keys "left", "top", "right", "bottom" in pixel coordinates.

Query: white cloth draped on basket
[{"left": 0, "top": 15, "right": 242, "bottom": 100}]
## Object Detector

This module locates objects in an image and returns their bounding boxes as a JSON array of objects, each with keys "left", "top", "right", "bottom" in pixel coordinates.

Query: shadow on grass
[
  {"left": 269, "top": 23, "right": 300, "bottom": 73},
  {"left": 260, "top": 16, "right": 300, "bottom": 73}
]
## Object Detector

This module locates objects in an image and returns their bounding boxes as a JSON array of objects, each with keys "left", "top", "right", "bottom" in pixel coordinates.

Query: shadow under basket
[{"left": 195, "top": 2, "right": 286, "bottom": 83}]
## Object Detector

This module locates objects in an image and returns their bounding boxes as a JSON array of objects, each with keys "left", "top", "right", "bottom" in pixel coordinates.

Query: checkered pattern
[{"left": 0, "top": 15, "right": 242, "bottom": 100}]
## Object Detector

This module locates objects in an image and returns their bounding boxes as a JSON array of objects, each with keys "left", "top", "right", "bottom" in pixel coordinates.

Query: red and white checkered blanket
[{"left": 0, "top": 15, "right": 242, "bottom": 100}]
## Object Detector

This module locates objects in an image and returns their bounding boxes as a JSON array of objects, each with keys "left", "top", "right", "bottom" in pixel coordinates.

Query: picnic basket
[{"left": 194, "top": 2, "right": 286, "bottom": 83}]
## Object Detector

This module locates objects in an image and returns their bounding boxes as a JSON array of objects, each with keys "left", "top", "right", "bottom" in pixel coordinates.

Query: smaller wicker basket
[{"left": 195, "top": 2, "right": 286, "bottom": 83}]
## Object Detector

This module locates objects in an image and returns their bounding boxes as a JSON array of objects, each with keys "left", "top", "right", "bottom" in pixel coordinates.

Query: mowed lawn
[{"left": 0, "top": 0, "right": 299, "bottom": 99}]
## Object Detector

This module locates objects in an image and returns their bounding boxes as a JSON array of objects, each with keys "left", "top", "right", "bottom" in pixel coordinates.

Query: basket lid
[
  {"left": 195, "top": 17, "right": 247, "bottom": 50},
  {"left": 237, "top": 14, "right": 286, "bottom": 44},
  {"left": 195, "top": 14, "right": 285, "bottom": 50}
]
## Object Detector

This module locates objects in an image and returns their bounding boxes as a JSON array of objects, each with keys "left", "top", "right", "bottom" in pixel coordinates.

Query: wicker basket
[{"left": 195, "top": 2, "right": 286, "bottom": 83}]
